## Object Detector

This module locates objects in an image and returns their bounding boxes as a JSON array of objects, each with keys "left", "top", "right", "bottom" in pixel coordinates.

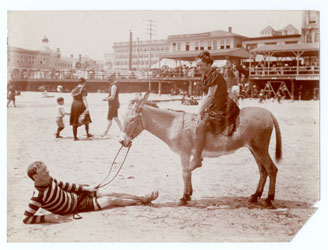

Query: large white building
[
  {"left": 112, "top": 39, "right": 169, "bottom": 71},
  {"left": 166, "top": 27, "right": 245, "bottom": 53}
]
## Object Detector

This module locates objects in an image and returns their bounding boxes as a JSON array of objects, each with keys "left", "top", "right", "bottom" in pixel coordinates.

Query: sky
[{"left": 7, "top": 10, "right": 304, "bottom": 61}]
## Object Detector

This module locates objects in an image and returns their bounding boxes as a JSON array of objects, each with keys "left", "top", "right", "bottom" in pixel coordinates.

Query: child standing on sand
[{"left": 56, "top": 97, "right": 70, "bottom": 138}]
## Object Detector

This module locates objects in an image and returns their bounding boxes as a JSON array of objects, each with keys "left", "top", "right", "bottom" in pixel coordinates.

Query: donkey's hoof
[
  {"left": 178, "top": 198, "right": 188, "bottom": 206},
  {"left": 264, "top": 199, "right": 273, "bottom": 208},
  {"left": 264, "top": 195, "right": 275, "bottom": 208},
  {"left": 248, "top": 196, "right": 258, "bottom": 203}
]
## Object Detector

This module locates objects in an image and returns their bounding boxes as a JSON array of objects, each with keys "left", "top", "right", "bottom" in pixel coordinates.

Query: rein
[
  {"left": 73, "top": 142, "right": 132, "bottom": 220},
  {"left": 96, "top": 106, "right": 144, "bottom": 190},
  {"left": 95, "top": 143, "right": 132, "bottom": 189}
]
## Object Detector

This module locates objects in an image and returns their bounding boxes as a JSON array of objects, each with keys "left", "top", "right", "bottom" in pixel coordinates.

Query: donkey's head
[{"left": 119, "top": 91, "right": 151, "bottom": 147}]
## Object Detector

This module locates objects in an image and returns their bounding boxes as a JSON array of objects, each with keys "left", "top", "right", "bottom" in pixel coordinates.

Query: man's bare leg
[
  {"left": 96, "top": 191, "right": 159, "bottom": 210},
  {"left": 103, "top": 120, "right": 113, "bottom": 136},
  {"left": 97, "top": 190, "right": 159, "bottom": 203},
  {"left": 114, "top": 117, "right": 123, "bottom": 131}
]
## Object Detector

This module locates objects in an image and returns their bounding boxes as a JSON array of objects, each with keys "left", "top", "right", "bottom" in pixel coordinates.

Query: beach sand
[{"left": 7, "top": 92, "right": 319, "bottom": 242}]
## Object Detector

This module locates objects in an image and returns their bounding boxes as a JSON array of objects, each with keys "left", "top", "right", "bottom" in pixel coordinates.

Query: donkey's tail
[{"left": 272, "top": 114, "right": 282, "bottom": 162}]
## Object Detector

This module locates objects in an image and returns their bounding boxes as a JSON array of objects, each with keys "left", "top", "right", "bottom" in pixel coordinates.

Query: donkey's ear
[{"left": 140, "top": 91, "right": 150, "bottom": 105}]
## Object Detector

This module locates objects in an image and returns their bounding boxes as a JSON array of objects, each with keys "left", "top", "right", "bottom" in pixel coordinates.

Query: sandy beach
[{"left": 7, "top": 92, "right": 319, "bottom": 242}]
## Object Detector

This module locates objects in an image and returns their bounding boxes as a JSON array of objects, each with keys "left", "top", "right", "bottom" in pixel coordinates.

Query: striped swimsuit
[{"left": 23, "top": 178, "right": 84, "bottom": 224}]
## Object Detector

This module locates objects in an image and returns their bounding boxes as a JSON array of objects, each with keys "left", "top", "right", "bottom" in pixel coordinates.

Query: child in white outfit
[{"left": 56, "top": 97, "right": 70, "bottom": 138}]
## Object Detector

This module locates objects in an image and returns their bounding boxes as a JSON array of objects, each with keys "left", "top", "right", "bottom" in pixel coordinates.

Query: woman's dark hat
[
  {"left": 71, "top": 85, "right": 83, "bottom": 96},
  {"left": 79, "top": 77, "right": 86, "bottom": 83}
]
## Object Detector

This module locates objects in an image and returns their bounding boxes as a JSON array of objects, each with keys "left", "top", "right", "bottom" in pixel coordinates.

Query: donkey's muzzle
[{"left": 119, "top": 139, "right": 132, "bottom": 148}]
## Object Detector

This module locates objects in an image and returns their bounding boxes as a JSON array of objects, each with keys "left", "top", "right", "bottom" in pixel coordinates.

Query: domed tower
[{"left": 41, "top": 35, "right": 51, "bottom": 51}]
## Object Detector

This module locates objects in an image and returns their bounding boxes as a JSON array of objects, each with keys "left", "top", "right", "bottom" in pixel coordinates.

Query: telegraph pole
[
  {"left": 146, "top": 19, "right": 156, "bottom": 91},
  {"left": 137, "top": 37, "right": 140, "bottom": 71},
  {"left": 129, "top": 30, "right": 132, "bottom": 71}
]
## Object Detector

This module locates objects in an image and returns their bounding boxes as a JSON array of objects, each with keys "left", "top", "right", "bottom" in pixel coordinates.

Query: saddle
[{"left": 204, "top": 97, "right": 240, "bottom": 136}]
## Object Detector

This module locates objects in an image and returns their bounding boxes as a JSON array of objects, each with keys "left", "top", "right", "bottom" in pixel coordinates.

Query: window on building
[
  {"left": 195, "top": 41, "right": 199, "bottom": 50},
  {"left": 213, "top": 40, "right": 217, "bottom": 50},
  {"left": 207, "top": 41, "right": 212, "bottom": 50},
  {"left": 246, "top": 44, "right": 257, "bottom": 50},
  {"left": 226, "top": 39, "right": 231, "bottom": 49},
  {"left": 172, "top": 42, "right": 176, "bottom": 52},
  {"left": 200, "top": 41, "right": 204, "bottom": 50},
  {"left": 220, "top": 40, "right": 225, "bottom": 49},
  {"left": 265, "top": 42, "right": 277, "bottom": 45},
  {"left": 315, "top": 33, "right": 319, "bottom": 43},
  {"left": 185, "top": 42, "right": 190, "bottom": 51},
  {"left": 309, "top": 12, "right": 317, "bottom": 24},
  {"left": 306, "top": 34, "right": 312, "bottom": 43},
  {"left": 285, "top": 41, "right": 298, "bottom": 44}
]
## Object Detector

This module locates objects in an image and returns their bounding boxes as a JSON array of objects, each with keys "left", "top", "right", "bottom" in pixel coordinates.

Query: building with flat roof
[
  {"left": 112, "top": 39, "right": 169, "bottom": 71},
  {"left": 160, "top": 27, "right": 250, "bottom": 66}
]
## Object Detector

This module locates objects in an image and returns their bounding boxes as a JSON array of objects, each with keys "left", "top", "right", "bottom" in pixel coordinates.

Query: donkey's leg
[
  {"left": 249, "top": 150, "right": 268, "bottom": 203},
  {"left": 263, "top": 157, "right": 278, "bottom": 207},
  {"left": 179, "top": 153, "right": 192, "bottom": 206},
  {"left": 252, "top": 149, "right": 278, "bottom": 207}
]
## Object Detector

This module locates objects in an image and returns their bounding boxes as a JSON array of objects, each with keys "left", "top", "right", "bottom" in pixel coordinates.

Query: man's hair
[
  {"left": 57, "top": 97, "right": 64, "bottom": 103},
  {"left": 27, "top": 161, "right": 45, "bottom": 180}
]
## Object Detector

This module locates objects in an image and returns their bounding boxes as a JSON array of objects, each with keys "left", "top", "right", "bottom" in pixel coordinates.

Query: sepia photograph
[{"left": 2, "top": 0, "right": 327, "bottom": 247}]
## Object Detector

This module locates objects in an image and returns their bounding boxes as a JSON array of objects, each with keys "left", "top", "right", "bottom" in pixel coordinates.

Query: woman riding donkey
[{"left": 190, "top": 51, "right": 240, "bottom": 170}]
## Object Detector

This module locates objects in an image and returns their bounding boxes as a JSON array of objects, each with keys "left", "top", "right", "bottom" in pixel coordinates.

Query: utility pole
[
  {"left": 137, "top": 37, "right": 140, "bottom": 71},
  {"left": 129, "top": 30, "right": 132, "bottom": 71},
  {"left": 146, "top": 19, "right": 156, "bottom": 91}
]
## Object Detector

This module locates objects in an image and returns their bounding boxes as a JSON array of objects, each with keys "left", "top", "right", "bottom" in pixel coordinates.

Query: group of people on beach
[
  {"left": 23, "top": 50, "right": 241, "bottom": 224},
  {"left": 24, "top": 77, "right": 159, "bottom": 224},
  {"left": 55, "top": 77, "right": 122, "bottom": 140}
]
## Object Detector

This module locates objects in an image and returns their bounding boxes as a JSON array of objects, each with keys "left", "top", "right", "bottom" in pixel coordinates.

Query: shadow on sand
[
  {"left": 56, "top": 136, "right": 111, "bottom": 141},
  {"left": 150, "top": 196, "right": 316, "bottom": 210}
]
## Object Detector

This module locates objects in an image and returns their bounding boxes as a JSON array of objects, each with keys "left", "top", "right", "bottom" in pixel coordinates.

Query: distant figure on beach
[
  {"left": 42, "top": 90, "right": 54, "bottom": 98},
  {"left": 259, "top": 89, "right": 266, "bottom": 103},
  {"left": 102, "top": 80, "right": 122, "bottom": 137},
  {"left": 70, "top": 78, "right": 93, "bottom": 141},
  {"left": 276, "top": 91, "right": 282, "bottom": 104},
  {"left": 7, "top": 83, "right": 16, "bottom": 107},
  {"left": 55, "top": 97, "right": 70, "bottom": 138},
  {"left": 23, "top": 161, "right": 159, "bottom": 224}
]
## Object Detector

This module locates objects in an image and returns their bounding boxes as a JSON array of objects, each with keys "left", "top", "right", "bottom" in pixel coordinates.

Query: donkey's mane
[{"left": 130, "top": 99, "right": 159, "bottom": 108}]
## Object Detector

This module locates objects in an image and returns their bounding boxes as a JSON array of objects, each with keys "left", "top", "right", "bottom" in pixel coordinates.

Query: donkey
[{"left": 120, "top": 92, "right": 282, "bottom": 207}]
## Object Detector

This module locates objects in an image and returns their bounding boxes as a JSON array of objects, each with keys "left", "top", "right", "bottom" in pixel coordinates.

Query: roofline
[
  {"left": 167, "top": 31, "right": 247, "bottom": 41},
  {"left": 243, "top": 34, "right": 301, "bottom": 41}
]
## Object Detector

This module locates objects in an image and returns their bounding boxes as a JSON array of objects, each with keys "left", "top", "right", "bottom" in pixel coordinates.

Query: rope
[{"left": 95, "top": 143, "right": 132, "bottom": 189}]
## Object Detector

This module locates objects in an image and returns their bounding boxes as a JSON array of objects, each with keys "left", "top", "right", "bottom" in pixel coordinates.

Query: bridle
[{"left": 127, "top": 105, "right": 145, "bottom": 140}]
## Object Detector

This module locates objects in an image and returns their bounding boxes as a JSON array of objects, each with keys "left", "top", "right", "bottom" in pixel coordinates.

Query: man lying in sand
[{"left": 23, "top": 161, "right": 159, "bottom": 224}]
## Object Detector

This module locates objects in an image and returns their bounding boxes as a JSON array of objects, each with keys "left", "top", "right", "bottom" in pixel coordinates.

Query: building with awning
[
  {"left": 248, "top": 42, "right": 319, "bottom": 100},
  {"left": 159, "top": 47, "right": 250, "bottom": 62},
  {"left": 250, "top": 42, "right": 319, "bottom": 58},
  {"left": 157, "top": 27, "right": 249, "bottom": 66}
]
